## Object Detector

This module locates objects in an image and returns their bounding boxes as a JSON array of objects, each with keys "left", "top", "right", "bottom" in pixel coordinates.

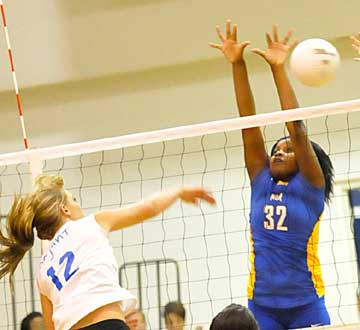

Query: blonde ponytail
[
  {"left": 0, "top": 195, "right": 35, "bottom": 288},
  {"left": 0, "top": 174, "right": 67, "bottom": 287}
]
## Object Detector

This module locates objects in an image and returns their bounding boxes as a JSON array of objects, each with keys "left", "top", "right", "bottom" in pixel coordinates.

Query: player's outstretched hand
[
  {"left": 209, "top": 19, "right": 251, "bottom": 64},
  {"left": 350, "top": 32, "right": 360, "bottom": 61},
  {"left": 252, "top": 24, "right": 297, "bottom": 67},
  {"left": 179, "top": 187, "right": 216, "bottom": 206}
]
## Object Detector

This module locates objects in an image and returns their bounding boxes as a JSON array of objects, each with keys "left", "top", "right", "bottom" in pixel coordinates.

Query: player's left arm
[
  {"left": 253, "top": 24, "right": 324, "bottom": 188},
  {"left": 350, "top": 32, "right": 360, "bottom": 61},
  {"left": 40, "top": 293, "right": 55, "bottom": 330}
]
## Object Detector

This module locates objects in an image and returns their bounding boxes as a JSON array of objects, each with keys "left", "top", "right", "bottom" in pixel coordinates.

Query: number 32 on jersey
[{"left": 264, "top": 205, "right": 288, "bottom": 231}]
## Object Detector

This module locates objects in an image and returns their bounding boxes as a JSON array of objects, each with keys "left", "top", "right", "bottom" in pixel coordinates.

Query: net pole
[{"left": 28, "top": 154, "right": 44, "bottom": 312}]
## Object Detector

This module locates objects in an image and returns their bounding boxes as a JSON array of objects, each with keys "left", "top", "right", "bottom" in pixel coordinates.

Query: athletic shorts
[
  {"left": 248, "top": 297, "right": 330, "bottom": 330},
  {"left": 78, "top": 319, "right": 129, "bottom": 330}
]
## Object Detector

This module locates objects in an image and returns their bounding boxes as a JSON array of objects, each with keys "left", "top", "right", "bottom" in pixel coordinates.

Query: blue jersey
[{"left": 247, "top": 167, "right": 325, "bottom": 308}]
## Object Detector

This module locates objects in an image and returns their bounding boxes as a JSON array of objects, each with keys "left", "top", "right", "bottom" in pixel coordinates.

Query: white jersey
[{"left": 36, "top": 215, "right": 136, "bottom": 330}]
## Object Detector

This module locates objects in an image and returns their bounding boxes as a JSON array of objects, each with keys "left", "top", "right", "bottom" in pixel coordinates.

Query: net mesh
[
  {"left": 0, "top": 163, "right": 39, "bottom": 330},
  {"left": 0, "top": 103, "right": 360, "bottom": 329}
]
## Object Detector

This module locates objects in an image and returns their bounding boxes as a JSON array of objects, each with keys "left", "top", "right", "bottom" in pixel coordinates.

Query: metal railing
[{"left": 119, "top": 258, "right": 181, "bottom": 330}]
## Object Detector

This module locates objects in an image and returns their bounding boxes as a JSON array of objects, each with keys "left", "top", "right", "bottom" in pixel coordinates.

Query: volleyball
[{"left": 290, "top": 38, "right": 340, "bottom": 87}]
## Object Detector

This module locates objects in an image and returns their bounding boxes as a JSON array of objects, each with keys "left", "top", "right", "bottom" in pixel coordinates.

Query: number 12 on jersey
[
  {"left": 47, "top": 251, "right": 79, "bottom": 291},
  {"left": 264, "top": 205, "right": 288, "bottom": 231}
]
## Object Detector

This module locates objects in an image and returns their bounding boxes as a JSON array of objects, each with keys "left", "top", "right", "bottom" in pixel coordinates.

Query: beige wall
[{"left": 0, "top": 1, "right": 359, "bottom": 153}]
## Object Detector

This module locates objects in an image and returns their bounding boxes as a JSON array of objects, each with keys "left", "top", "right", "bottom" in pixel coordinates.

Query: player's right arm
[
  {"left": 40, "top": 294, "right": 55, "bottom": 330},
  {"left": 253, "top": 25, "right": 325, "bottom": 188},
  {"left": 95, "top": 187, "right": 216, "bottom": 232},
  {"left": 350, "top": 32, "right": 360, "bottom": 61},
  {"left": 210, "top": 20, "right": 268, "bottom": 180}
]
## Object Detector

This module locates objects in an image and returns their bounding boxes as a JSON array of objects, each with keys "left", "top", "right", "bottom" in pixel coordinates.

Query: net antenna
[
  {"left": 0, "top": 2, "right": 42, "bottom": 327},
  {"left": 0, "top": 0, "right": 29, "bottom": 150}
]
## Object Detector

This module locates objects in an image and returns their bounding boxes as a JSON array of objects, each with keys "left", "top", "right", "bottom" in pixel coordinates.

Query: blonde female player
[
  {"left": 350, "top": 32, "right": 360, "bottom": 61},
  {"left": 210, "top": 21, "right": 334, "bottom": 329},
  {"left": 0, "top": 175, "right": 216, "bottom": 330}
]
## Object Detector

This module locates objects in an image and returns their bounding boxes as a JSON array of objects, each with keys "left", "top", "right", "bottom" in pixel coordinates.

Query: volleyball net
[{"left": 0, "top": 99, "right": 360, "bottom": 329}]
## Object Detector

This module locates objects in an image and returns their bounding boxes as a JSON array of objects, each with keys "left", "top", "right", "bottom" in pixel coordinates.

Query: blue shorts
[{"left": 248, "top": 297, "right": 330, "bottom": 330}]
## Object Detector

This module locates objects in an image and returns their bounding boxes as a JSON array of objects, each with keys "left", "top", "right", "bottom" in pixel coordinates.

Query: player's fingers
[
  {"left": 266, "top": 32, "right": 272, "bottom": 46},
  {"left": 226, "top": 19, "right": 231, "bottom": 39},
  {"left": 272, "top": 24, "right": 279, "bottom": 42},
  {"left": 216, "top": 25, "right": 225, "bottom": 42},
  {"left": 200, "top": 192, "right": 216, "bottom": 205},
  {"left": 232, "top": 24, "right": 238, "bottom": 41},
  {"left": 209, "top": 42, "right": 222, "bottom": 50},
  {"left": 252, "top": 48, "right": 266, "bottom": 58},
  {"left": 241, "top": 40, "right": 252, "bottom": 49},
  {"left": 282, "top": 27, "right": 295, "bottom": 44}
]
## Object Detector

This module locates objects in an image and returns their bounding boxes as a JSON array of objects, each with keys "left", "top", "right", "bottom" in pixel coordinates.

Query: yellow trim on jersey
[
  {"left": 247, "top": 230, "right": 256, "bottom": 299},
  {"left": 307, "top": 214, "right": 325, "bottom": 298},
  {"left": 276, "top": 180, "right": 289, "bottom": 186}
]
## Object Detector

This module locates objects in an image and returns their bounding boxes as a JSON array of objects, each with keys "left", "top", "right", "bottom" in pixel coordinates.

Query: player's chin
[
  {"left": 270, "top": 161, "right": 286, "bottom": 172},
  {"left": 270, "top": 164, "right": 289, "bottom": 180}
]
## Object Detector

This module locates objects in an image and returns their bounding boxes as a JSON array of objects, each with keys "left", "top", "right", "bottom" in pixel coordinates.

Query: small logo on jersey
[
  {"left": 270, "top": 193, "right": 283, "bottom": 202},
  {"left": 41, "top": 227, "right": 69, "bottom": 263}
]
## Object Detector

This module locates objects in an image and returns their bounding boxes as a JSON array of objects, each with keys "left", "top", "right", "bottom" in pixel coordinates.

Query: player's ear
[{"left": 60, "top": 204, "right": 71, "bottom": 217}]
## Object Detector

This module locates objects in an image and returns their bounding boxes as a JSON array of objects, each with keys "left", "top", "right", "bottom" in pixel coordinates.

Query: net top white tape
[{"left": 0, "top": 98, "right": 359, "bottom": 166}]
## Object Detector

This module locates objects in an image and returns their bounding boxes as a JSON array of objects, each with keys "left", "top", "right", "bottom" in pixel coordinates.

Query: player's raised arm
[
  {"left": 210, "top": 20, "right": 268, "bottom": 180},
  {"left": 95, "top": 187, "right": 216, "bottom": 232},
  {"left": 253, "top": 25, "right": 324, "bottom": 189}
]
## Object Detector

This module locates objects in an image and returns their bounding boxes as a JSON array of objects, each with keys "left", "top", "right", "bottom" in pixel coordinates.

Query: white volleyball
[{"left": 290, "top": 38, "right": 340, "bottom": 87}]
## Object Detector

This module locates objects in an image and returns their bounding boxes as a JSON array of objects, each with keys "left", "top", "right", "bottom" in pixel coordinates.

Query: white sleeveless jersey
[{"left": 36, "top": 215, "right": 136, "bottom": 330}]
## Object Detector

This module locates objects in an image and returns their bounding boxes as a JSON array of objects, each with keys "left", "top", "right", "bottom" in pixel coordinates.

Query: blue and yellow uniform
[{"left": 247, "top": 167, "right": 330, "bottom": 329}]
